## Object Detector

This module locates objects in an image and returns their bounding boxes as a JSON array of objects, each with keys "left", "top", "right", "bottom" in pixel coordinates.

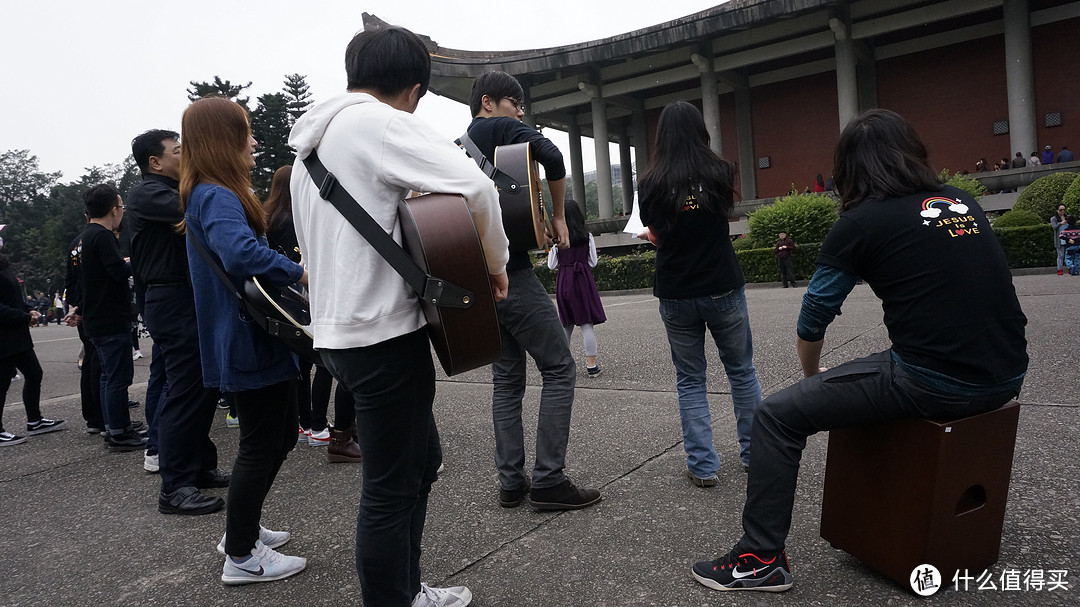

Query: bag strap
[
  {"left": 456, "top": 132, "right": 521, "bottom": 194},
  {"left": 302, "top": 150, "right": 472, "bottom": 309},
  {"left": 186, "top": 230, "right": 248, "bottom": 312}
]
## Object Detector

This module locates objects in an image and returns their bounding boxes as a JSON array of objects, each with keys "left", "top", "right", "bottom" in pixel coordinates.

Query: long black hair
[
  {"left": 833, "top": 109, "right": 941, "bottom": 211},
  {"left": 637, "top": 101, "right": 735, "bottom": 231},
  {"left": 264, "top": 165, "right": 293, "bottom": 234},
  {"left": 563, "top": 198, "right": 590, "bottom": 247}
]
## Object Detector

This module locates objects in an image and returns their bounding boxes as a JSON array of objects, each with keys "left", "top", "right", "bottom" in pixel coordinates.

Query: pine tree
[
  {"left": 249, "top": 93, "right": 294, "bottom": 197},
  {"left": 186, "top": 76, "right": 252, "bottom": 111},
  {"left": 282, "top": 73, "right": 312, "bottom": 123}
]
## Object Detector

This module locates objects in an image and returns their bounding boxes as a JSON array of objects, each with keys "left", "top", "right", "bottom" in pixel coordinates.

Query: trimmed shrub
[
  {"left": 744, "top": 193, "right": 838, "bottom": 249},
  {"left": 1062, "top": 173, "right": 1080, "bottom": 209},
  {"left": 533, "top": 249, "right": 657, "bottom": 294},
  {"left": 993, "top": 224, "right": 1055, "bottom": 268},
  {"left": 735, "top": 243, "right": 822, "bottom": 283},
  {"left": 992, "top": 209, "right": 1043, "bottom": 228},
  {"left": 1012, "top": 172, "right": 1078, "bottom": 221},
  {"left": 941, "top": 170, "right": 987, "bottom": 199}
]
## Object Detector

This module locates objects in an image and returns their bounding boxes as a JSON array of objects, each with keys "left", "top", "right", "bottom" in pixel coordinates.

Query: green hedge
[
  {"left": 993, "top": 224, "right": 1055, "bottom": 268},
  {"left": 734, "top": 243, "right": 822, "bottom": 283}
]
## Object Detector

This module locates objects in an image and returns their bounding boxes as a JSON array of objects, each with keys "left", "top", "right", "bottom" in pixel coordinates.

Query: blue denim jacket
[{"left": 185, "top": 183, "right": 304, "bottom": 392}]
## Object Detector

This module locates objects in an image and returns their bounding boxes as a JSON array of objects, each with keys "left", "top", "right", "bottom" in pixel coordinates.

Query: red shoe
[{"left": 1058, "top": 269, "right": 1065, "bottom": 275}]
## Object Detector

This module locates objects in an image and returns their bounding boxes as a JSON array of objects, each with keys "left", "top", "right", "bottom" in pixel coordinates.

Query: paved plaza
[{"left": 1, "top": 272, "right": 1077, "bottom": 606}]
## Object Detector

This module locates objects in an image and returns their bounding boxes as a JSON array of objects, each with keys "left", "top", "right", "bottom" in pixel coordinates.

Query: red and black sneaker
[{"left": 692, "top": 547, "right": 793, "bottom": 592}]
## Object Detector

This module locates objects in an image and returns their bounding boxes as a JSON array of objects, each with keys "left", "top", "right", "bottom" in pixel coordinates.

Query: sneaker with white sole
[
  {"left": 412, "top": 582, "right": 472, "bottom": 607},
  {"left": 144, "top": 451, "right": 159, "bottom": 473},
  {"left": 216, "top": 527, "right": 291, "bottom": 555},
  {"left": 132, "top": 350, "right": 143, "bottom": 361},
  {"left": 297, "top": 426, "right": 310, "bottom": 443},
  {"left": 220, "top": 542, "right": 306, "bottom": 585},
  {"left": 26, "top": 417, "right": 67, "bottom": 435},
  {"left": 225, "top": 414, "right": 239, "bottom": 428},
  {"left": 0, "top": 431, "right": 27, "bottom": 447},
  {"left": 692, "top": 546, "right": 793, "bottom": 592},
  {"left": 307, "top": 428, "right": 330, "bottom": 446}
]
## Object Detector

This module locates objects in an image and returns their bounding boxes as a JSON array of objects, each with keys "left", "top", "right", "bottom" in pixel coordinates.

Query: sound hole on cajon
[{"left": 955, "top": 484, "right": 987, "bottom": 516}]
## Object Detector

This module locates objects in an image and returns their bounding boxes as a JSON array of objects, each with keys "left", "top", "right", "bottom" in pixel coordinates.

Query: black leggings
[{"left": 0, "top": 348, "right": 44, "bottom": 432}]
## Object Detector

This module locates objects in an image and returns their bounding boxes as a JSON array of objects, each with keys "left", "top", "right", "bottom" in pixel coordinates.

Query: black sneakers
[
  {"left": 528, "top": 479, "right": 602, "bottom": 511},
  {"left": 499, "top": 479, "right": 531, "bottom": 508},
  {"left": 27, "top": 417, "right": 67, "bottom": 435},
  {"left": 159, "top": 486, "right": 225, "bottom": 515},
  {"left": 105, "top": 430, "right": 147, "bottom": 452},
  {"left": 586, "top": 365, "right": 602, "bottom": 378},
  {"left": 692, "top": 547, "right": 793, "bottom": 592}
]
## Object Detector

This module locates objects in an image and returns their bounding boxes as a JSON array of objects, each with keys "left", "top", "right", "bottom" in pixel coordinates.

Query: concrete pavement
[{"left": 1, "top": 272, "right": 1077, "bottom": 606}]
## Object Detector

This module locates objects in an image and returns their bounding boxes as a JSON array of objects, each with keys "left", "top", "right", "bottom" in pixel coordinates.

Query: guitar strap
[
  {"left": 302, "top": 150, "right": 473, "bottom": 309},
  {"left": 456, "top": 132, "right": 521, "bottom": 194}
]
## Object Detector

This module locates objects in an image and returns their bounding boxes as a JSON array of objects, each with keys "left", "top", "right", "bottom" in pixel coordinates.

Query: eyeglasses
[
  {"left": 504, "top": 97, "right": 525, "bottom": 113},
  {"left": 117, "top": 204, "right": 126, "bottom": 210}
]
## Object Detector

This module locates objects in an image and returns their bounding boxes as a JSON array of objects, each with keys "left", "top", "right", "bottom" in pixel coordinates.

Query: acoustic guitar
[
  {"left": 397, "top": 193, "right": 502, "bottom": 376},
  {"left": 494, "top": 142, "right": 550, "bottom": 251},
  {"left": 243, "top": 276, "right": 321, "bottom": 366}
]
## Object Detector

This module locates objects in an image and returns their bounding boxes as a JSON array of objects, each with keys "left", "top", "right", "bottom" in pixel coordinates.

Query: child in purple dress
[{"left": 547, "top": 199, "right": 607, "bottom": 377}]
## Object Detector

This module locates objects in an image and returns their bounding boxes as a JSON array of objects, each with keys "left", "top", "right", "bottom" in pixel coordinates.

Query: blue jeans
[
  {"left": 659, "top": 287, "right": 762, "bottom": 476},
  {"left": 323, "top": 330, "right": 440, "bottom": 607},
  {"left": 739, "top": 351, "right": 1018, "bottom": 553},
  {"left": 91, "top": 332, "right": 134, "bottom": 434},
  {"left": 492, "top": 267, "right": 576, "bottom": 491}
]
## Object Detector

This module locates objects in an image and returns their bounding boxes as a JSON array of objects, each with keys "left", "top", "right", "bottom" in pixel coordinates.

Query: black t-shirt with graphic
[
  {"left": 638, "top": 181, "right": 744, "bottom": 300},
  {"left": 817, "top": 185, "right": 1027, "bottom": 385}
]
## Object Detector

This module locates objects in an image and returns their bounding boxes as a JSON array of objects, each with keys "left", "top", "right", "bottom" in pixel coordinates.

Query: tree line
[{"left": 0, "top": 74, "right": 313, "bottom": 296}]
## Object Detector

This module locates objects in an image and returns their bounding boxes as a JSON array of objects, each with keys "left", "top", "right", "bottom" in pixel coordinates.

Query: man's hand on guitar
[
  {"left": 490, "top": 271, "right": 509, "bottom": 302},
  {"left": 551, "top": 216, "right": 570, "bottom": 249}
]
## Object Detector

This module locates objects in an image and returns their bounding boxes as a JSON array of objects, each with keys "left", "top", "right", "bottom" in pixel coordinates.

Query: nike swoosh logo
[
  {"left": 731, "top": 567, "right": 758, "bottom": 579},
  {"left": 236, "top": 565, "right": 264, "bottom": 576}
]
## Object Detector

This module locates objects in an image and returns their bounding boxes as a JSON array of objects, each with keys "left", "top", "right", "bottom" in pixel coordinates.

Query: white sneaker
[
  {"left": 307, "top": 428, "right": 330, "bottom": 446},
  {"left": 132, "top": 350, "right": 143, "bottom": 361},
  {"left": 297, "top": 426, "right": 310, "bottom": 443},
  {"left": 412, "top": 582, "right": 472, "bottom": 607},
  {"left": 143, "top": 451, "right": 159, "bottom": 473},
  {"left": 220, "top": 542, "right": 305, "bottom": 585},
  {"left": 216, "top": 527, "right": 291, "bottom": 556}
]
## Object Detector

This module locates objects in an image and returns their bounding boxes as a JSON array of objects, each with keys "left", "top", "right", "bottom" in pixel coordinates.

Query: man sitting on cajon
[{"left": 690, "top": 109, "right": 1028, "bottom": 593}]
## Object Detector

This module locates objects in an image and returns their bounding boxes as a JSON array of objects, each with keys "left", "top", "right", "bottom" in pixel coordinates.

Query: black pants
[
  {"left": 297, "top": 360, "right": 334, "bottom": 431},
  {"left": 143, "top": 284, "right": 220, "bottom": 493},
  {"left": 0, "top": 348, "right": 44, "bottom": 432},
  {"left": 224, "top": 380, "right": 297, "bottom": 557},
  {"left": 77, "top": 324, "right": 102, "bottom": 428},
  {"left": 777, "top": 257, "right": 796, "bottom": 286}
]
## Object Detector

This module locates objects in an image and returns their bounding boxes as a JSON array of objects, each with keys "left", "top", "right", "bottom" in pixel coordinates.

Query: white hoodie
[{"left": 289, "top": 92, "right": 509, "bottom": 350}]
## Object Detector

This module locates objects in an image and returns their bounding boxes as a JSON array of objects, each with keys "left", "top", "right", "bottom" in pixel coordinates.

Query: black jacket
[
  {"left": 126, "top": 174, "right": 189, "bottom": 286},
  {"left": 0, "top": 264, "right": 33, "bottom": 358}
]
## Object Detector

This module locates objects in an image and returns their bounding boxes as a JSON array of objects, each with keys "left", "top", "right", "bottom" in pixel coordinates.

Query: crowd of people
[
  {"left": 0, "top": 25, "right": 1034, "bottom": 606},
  {"left": 976, "top": 144, "right": 1074, "bottom": 173}
]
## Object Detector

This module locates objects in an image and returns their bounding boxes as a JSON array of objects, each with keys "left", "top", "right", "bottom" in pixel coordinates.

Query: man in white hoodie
[{"left": 289, "top": 27, "right": 509, "bottom": 607}]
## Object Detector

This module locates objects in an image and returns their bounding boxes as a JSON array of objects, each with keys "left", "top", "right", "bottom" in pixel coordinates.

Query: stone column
[
  {"left": 692, "top": 50, "right": 722, "bottom": 153},
  {"left": 831, "top": 14, "right": 859, "bottom": 130},
  {"left": 581, "top": 82, "right": 614, "bottom": 219},
  {"left": 1003, "top": 0, "right": 1037, "bottom": 160},
  {"left": 568, "top": 117, "right": 587, "bottom": 210}
]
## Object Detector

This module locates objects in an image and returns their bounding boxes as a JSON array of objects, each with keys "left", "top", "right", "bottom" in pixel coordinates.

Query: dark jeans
[
  {"left": 144, "top": 343, "right": 166, "bottom": 455},
  {"left": 298, "top": 360, "right": 334, "bottom": 431},
  {"left": 223, "top": 380, "right": 297, "bottom": 557},
  {"left": 738, "top": 350, "right": 1018, "bottom": 554},
  {"left": 143, "top": 284, "right": 220, "bottom": 492},
  {"left": 78, "top": 325, "right": 102, "bottom": 428},
  {"left": 777, "top": 257, "right": 796, "bottom": 286},
  {"left": 0, "top": 348, "right": 44, "bottom": 431},
  {"left": 90, "top": 332, "right": 134, "bottom": 434},
  {"left": 492, "top": 267, "right": 576, "bottom": 491},
  {"left": 333, "top": 381, "right": 355, "bottom": 428},
  {"left": 323, "top": 330, "right": 439, "bottom": 607}
]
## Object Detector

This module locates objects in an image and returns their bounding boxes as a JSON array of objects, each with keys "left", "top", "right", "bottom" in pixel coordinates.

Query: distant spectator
[
  {"left": 1052, "top": 204, "right": 1069, "bottom": 275},
  {"left": 975, "top": 158, "right": 989, "bottom": 172},
  {"left": 998, "top": 157, "right": 1010, "bottom": 170},
  {"left": 1042, "top": 145, "right": 1054, "bottom": 165},
  {"left": 1059, "top": 145, "right": 1074, "bottom": 163},
  {"left": 1029, "top": 152, "right": 1041, "bottom": 166},
  {"left": 1010, "top": 152, "right": 1027, "bottom": 168},
  {"left": 812, "top": 173, "right": 825, "bottom": 193}
]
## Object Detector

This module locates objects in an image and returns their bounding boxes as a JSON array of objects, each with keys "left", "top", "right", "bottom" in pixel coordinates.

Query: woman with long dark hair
[
  {"left": 636, "top": 100, "right": 762, "bottom": 486},
  {"left": 180, "top": 96, "right": 308, "bottom": 585},
  {"left": 692, "top": 109, "right": 1026, "bottom": 593},
  {"left": 546, "top": 199, "right": 606, "bottom": 377}
]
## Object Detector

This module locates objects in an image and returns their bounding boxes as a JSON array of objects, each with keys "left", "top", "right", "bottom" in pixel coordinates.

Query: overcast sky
[{"left": 1, "top": 0, "right": 723, "bottom": 182}]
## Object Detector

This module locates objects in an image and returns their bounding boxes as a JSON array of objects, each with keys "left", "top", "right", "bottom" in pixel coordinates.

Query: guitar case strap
[
  {"left": 455, "top": 132, "right": 521, "bottom": 194},
  {"left": 302, "top": 150, "right": 473, "bottom": 309}
]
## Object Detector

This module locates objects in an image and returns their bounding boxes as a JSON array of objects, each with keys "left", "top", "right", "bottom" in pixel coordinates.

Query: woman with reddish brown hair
[{"left": 180, "top": 96, "right": 309, "bottom": 585}]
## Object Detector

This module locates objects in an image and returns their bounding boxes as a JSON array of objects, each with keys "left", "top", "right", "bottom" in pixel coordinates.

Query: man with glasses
[
  {"left": 78, "top": 184, "right": 143, "bottom": 451},
  {"left": 462, "top": 70, "right": 601, "bottom": 511}
]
